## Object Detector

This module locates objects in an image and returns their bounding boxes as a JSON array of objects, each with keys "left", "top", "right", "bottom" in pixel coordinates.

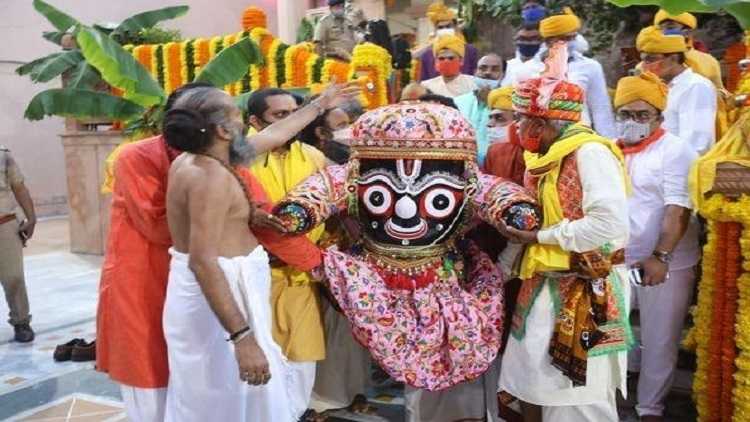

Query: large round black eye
[
  {"left": 423, "top": 187, "right": 457, "bottom": 219},
  {"left": 362, "top": 184, "right": 392, "bottom": 216}
]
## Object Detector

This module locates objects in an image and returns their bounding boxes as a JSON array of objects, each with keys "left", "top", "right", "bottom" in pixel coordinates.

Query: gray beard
[{"left": 229, "top": 131, "right": 256, "bottom": 166}]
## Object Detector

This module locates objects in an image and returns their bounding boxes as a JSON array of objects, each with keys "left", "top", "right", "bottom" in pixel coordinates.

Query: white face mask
[
  {"left": 436, "top": 28, "right": 455, "bottom": 37},
  {"left": 616, "top": 120, "right": 652, "bottom": 144},
  {"left": 487, "top": 126, "right": 509, "bottom": 143}
]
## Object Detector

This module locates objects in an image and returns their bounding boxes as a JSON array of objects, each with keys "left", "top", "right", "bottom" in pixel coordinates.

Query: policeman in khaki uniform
[
  {"left": 0, "top": 146, "right": 35, "bottom": 342},
  {"left": 313, "top": 0, "right": 366, "bottom": 61}
]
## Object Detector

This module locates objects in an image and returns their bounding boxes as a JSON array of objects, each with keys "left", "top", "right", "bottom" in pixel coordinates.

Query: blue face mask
[
  {"left": 522, "top": 5, "right": 547, "bottom": 24},
  {"left": 474, "top": 77, "right": 499, "bottom": 90},
  {"left": 662, "top": 28, "right": 686, "bottom": 37},
  {"left": 517, "top": 43, "right": 541, "bottom": 58}
]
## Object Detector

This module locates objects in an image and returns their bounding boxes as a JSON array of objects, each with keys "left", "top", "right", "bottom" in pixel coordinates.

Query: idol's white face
[{"left": 357, "top": 158, "right": 467, "bottom": 247}]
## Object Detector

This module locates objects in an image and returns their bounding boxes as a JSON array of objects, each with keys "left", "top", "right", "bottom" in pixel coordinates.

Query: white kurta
[
  {"left": 504, "top": 52, "right": 617, "bottom": 139},
  {"left": 624, "top": 131, "right": 700, "bottom": 417},
  {"left": 421, "top": 74, "right": 478, "bottom": 98},
  {"left": 663, "top": 68, "right": 717, "bottom": 156},
  {"left": 499, "top": 143, "right": 630, "bottom": 421},
  {"left": 163, "top": 247, "right": 305, "bottom": 422}
]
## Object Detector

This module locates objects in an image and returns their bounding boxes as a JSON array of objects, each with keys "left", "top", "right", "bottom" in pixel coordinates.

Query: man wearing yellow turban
[
  {"left": 483, "top": 86, "right": 526, "bottom": 184},
  {"left": 654, "top": 9, "right": 724, "bottom": 89},
  {"left": 415, "top": 1, "right": 479, "bottom": 81},
  {"left": 613, "top": 71, "right": 700, "bottom": 422},
  {"left": 507, "top": 7, "right": 617, "bottom": 139},
  {"left": 636, "top": 25, "right": 717, "bottom": 155},
  {"left": 420, "top": 35, "right": 478, "bottom": 98}
]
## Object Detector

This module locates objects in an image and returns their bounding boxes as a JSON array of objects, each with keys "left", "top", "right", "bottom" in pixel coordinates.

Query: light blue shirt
[{"left": 454, "top": 91, "right": 490, "bottom": 167}]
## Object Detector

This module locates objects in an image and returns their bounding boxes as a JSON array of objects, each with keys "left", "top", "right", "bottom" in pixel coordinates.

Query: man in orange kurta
[{"left": 96, "top": 96, "right": 323, "bottom": 422}]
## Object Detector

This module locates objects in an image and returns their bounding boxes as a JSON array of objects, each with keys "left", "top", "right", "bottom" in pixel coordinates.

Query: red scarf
[{"left": 616, "top": 128, "right": 665, "bottom": 155}]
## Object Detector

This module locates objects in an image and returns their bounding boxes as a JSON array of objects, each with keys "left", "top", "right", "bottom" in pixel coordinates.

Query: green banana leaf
[
  {"left": 76, "top": 26, "right": 165, "bottom": 107},
  {"left": 606, "top": 0, "right": 750, "bottom": 27},
  {"left": 42, "top": 31, "right": 66, "bottom": 45},
  {"left": 195, "top": 37, "right": 263, "bottom": 88},
  {"left": 113, "top": 6, "right": 189, "bottom": 37},
  {"left": 235, "top": 92, "right": 253, "bottom": 114},
  {"left": 25, "top": 50, "right": 83, "bottom": 83},
  {"left": 66, "top": 61, "right": 102, "bottom": 90},
  {"left": 24, "top": 88, "right": 145, "bottom": 121},
  {"left": 16, "top": 52, "right": 64, "bottom": 76},
  {"left": 32, "top": 0, "right": 79, "bottom": 32}
]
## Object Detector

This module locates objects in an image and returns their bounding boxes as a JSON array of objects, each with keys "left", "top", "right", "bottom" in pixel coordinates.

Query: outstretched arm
[{"left": 249, "top": 81, "right": 361, "bottom": 154}]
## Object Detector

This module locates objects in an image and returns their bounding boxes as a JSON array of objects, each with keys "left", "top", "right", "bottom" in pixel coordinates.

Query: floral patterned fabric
[{"left": 323, "top": 241, "right": 505, "bottom": 391}]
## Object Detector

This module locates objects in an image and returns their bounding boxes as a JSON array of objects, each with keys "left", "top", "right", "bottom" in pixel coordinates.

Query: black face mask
[{"left": 323, "top": 140, "right": 351, "bottom": 164}]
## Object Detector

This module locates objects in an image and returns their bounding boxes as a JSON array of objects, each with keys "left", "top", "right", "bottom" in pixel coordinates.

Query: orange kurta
[{"left": 96, "top": 137, "right": 321, "bottom": 388}]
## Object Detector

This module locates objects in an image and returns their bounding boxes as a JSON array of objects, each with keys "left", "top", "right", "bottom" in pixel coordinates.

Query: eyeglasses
[{"left": 615, "top": 110, "right": 658, "bottom": 123}]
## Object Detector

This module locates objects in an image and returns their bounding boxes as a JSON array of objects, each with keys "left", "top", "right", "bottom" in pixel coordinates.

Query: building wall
[{"left": 1, "top": 0, "right": 279, "bottom": 217}]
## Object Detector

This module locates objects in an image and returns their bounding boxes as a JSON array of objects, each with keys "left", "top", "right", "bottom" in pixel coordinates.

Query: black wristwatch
[{"left": 652, "top": 250, "right": 673, "bottom": 264}]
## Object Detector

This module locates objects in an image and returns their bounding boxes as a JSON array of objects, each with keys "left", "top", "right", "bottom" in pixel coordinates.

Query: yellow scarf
[
  {"left": 249, "top": 137, "right": 327, "bottom": 285},
  {"left": 519, "top": 124, "right": 628, "bottom": 279}
]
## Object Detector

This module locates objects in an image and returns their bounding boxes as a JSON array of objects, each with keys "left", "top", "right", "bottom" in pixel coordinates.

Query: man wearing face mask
[
  {"left": 636, "top": 26, "right": 716, "bottom": 155},
  {"left": 483, "top": 87, "right": 525, "bottom": 185},
  {"left": 454, "top": 53, "right": 504, "bottom": 166},
  {"left": 298, "top": 103, "right": 352, "bottom": 165},
  {"left": 496, "top": 43, "right": 631, "bottom": 422},
  {"left": 507, "top": 8, "right": 617, "bottom": 138},
  {"left": 654, "top": 10, "right": 723, "bottom": 90},
  {"left": 613, "top": 72, "right": 700, "bottom": 422},
  {"left": 421, "top": 35, "right": 478, "bottom": 98},
  {"left": 416, "top": 1, "right": 479, "bottom": 81},
  {"left": 501, "top": 24, "right": 544, "bottom": 87},
  {"left": 314, "top": 0, "right": 362, "bottom": 61}
]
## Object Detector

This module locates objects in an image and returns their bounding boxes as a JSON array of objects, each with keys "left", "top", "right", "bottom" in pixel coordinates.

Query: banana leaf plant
[
  {"left": 606, "top": 0, "right": 750, "bottom": 28},
  {"left": 24, "top": 26, "right": 263, "bottom": 138},
  {"left": 17, "top": 0, "right": 188, "bottom": 91}
]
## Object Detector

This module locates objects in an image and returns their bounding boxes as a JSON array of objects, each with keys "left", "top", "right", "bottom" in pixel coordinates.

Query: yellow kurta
[{"left": 249, "top": 140, "right": 328, "bottom": 362}]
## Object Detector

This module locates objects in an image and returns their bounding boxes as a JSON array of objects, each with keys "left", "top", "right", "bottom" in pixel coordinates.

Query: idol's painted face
[{"left": 357, "top": 158, "right": 467, "bottom": 247}]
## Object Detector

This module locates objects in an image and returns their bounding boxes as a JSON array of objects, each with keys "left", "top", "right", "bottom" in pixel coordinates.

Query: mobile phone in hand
[{"left": 628, "top": 266, "right": 645, "bottom": 286}]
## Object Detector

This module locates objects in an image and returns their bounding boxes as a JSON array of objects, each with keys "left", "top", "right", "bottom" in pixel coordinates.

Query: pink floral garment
[{"left": 323, "top": 242, "right": 504, "bottom": 391}]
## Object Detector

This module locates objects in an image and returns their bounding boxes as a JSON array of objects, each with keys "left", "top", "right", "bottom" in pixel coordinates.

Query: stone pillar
[{"left": 277, "top": 0, "right": 313, "bottom": 44}]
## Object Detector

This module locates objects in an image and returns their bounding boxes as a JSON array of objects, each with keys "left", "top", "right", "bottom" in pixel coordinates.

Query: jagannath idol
[{"left": 274, "top": 100, "right": 539, "bottom": 405}]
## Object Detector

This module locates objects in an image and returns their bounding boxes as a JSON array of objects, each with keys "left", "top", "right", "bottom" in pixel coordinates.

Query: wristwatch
[{"left": 652, "top": 250, "right": 673, "bottom": 264}]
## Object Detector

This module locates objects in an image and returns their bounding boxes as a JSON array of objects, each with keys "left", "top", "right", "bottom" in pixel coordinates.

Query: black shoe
[
  {"left": 13, "top": 323, "right": 35, "bottom": 343},
  {"left": 54, "top": 338, "right": 86, "bottom": 362}
]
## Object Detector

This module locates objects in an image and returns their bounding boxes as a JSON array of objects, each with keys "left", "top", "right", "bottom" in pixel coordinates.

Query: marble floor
[{"left": 0, "top": 218, "right": 697, "bottom": 421}]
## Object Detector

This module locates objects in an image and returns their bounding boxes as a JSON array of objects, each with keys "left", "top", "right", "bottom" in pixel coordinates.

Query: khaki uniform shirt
[
  {"left": 0, "top": 146, "right": 23, "bottom": 216},
  {"left": 314, "top": 13, "right": 359, "bottom": 58}
]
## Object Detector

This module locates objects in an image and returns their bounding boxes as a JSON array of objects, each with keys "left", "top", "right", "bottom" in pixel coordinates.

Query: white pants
[
  {"left": 541, "top": 389, "right": 618, "bottom": 422},
  {"left": 163, "top": 247, "right": 305, "bottom": 422},
  {"left": 629, "top": 266, "right": 696, "bottom": 417},
  {"left": 290, "top": 360, "right": 317, "bottom": 410},
  {"left": 120, "top": 386, "right": 166, "bottom": 422},
  {"left": 312, "top": 300, "right": 370, "bottom": 410},
  {"left": 405, "top": 359, "right": 501, "bottom": 422}
]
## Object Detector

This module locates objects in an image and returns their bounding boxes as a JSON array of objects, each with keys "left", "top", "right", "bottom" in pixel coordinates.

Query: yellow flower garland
[{"left": 348, "top": 42, "right": 392, "bottom": 109}]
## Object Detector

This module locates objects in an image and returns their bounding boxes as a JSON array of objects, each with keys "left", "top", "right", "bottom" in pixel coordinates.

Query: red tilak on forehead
[{"left": 403, "top": 159, "right": 415, "bottom": 175}]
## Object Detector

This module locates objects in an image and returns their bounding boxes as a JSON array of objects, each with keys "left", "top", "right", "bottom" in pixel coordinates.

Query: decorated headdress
[
  {"left": 426, "top": 1, "right": 457, "bottom": 24},
  {"left": 351, "top": 102, "right": 476, "bottom": 161},
  {"left": 241, "top": 6, "right": 267, "bottom": 30},
  {"left": 512, "top": 42, "right": 584, "bottom": 121}
]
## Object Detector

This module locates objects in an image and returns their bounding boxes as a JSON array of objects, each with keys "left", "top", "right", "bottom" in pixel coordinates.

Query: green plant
[
  {"left": 296, "top": 17, "right": 317, "bottom": 43},
  {"left": 17, "top": 0, "right": 189, "bottom": 91}
]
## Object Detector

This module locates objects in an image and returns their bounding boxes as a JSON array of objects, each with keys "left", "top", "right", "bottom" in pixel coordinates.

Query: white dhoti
[
  {"left": 499, "top": 269, "right": 629, "bottom": 422},
  {"left": 312, "top": 299, "right": 371, "bottom": 410},
  {"left": 629, "top": 266, "right": 696, "bottom": 417},
  {"left": 120, "top": 386, "right": 167, "bottom": 422},
  {"left": 405, "top": 359, "right": 501, "bottom": 422},
  {"left": 163, "top": 247, "right": 305, "bottom": 422}
]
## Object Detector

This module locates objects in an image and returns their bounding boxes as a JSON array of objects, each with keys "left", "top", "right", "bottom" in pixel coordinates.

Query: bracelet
[
  {"left": 231, "top": 329, "right": 252, "bottom": 345},
  {"left": 227, "top": 326, "right": 250, "bottom": 343}
]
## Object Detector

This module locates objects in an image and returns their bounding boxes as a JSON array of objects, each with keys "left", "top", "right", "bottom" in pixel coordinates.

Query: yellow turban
[
  {"left": 427, "top": 1, "right": 456, "bottom": 24},
  {"left": 539, "top": 7, "right": 581, "bottom": 38},
  {"left": 636, "top": 25, "right": 687, "bottom": 54},
  {"left": 432, "top": 34, "right": 465, "bottom": 58},
  {"left": 488, "top": 87, "right": 514, "bottom": 111},
  {"left": 654, "top": 9, "right": 697, "bottom": 29},
  {"left": 614, "top": 71, "right": 668, "bottom": 111}
]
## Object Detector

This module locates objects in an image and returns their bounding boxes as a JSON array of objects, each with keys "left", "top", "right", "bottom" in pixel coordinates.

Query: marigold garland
[
  {"left": 163, "top": 42, "right": 183, "bottom": 95},
  {"left": 241, "top": 6, "right": 267, "bottom": 31},
  {"left": 348, "top": 42, "right": 392, "bottom": 109}
]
